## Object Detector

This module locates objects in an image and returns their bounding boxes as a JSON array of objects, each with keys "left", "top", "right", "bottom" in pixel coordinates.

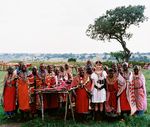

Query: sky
[{"left": 0, "top": 0, "right": 150, "bottom": 53}]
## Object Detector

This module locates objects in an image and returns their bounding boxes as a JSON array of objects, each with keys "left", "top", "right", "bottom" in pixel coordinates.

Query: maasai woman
[
  {"left": 17, "top": 64, "right": 30, "bottom": 120},
  {"left": 132, "top": 65, "right": 147, "bottom": 115},
  {"left": 28, "top": 66, "right": 42, "bottom": 117},
  {"left": 105, "top": 68, "right": 118, "bottom": 116},
  {"left": 117, "top": 62, "right": 136, "bottom": 118},
  {"left": 70, "top": 67, "right": 92, "bottom": 120},
  {"left": 2, "top": 67, "right": 17, "bottom": 118}
]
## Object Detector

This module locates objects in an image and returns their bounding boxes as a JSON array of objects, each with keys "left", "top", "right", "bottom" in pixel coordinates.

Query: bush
[
  {"left": 129, "top": 61, "right": 146, "bottom": 67},
  {"left": 68, "top": 58, "right": 77, "bottom": 62},
  {"left": 102, "top": 61, "right": 113, "bottom": 68}
]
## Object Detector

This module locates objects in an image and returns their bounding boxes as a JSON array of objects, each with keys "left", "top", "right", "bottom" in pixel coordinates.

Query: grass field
[
  {"left": 0, "top": 71, "right": 6, "bottom": 100},
  {"left": 0, "top": 69, "right": 150, "bottom": 127}
]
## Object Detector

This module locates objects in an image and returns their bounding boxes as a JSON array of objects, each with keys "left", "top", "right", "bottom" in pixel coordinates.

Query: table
[{"left": 36, "top": 88, "right": 75, "bottom": 123}]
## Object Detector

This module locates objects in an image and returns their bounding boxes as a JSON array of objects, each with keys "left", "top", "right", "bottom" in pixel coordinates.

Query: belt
[{"left": 94, "top": 84, "right": 105, "bottom": 90}]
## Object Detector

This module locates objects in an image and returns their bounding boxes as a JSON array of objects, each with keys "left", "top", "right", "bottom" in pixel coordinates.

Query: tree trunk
[{"left": 120, "top": 41, "right": 131, "bottom": 62}]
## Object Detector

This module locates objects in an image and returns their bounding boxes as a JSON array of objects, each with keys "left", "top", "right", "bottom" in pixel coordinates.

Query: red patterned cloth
[
  {"left": 132, "top": 73, "right": 147, "bottom": 111},
  {"left": 117, "top": 73, "right": 136, "bottom": 115}
]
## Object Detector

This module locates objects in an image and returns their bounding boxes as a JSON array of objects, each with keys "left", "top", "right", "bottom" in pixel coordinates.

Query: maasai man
[
  {"left": 71, "top": 67, "right": 92, "bottom": 120},
  {"left": 105, "top": 69, "right": 118, "bottom": 117},
  {"left": 91, "top": 61, "right": 107, "bottom": 119},
  {"left": 2, "top": 67, "right": 17, "bottom": 118},
  {"left": 132, "top": 65, "right": 147, "bottom": 115},
  {"left": 17, "top": 64, "right": 30, "bottom": 120}
]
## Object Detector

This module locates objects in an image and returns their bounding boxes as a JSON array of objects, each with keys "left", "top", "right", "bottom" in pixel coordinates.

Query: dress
[
  {"left": 28, "top": 74, "right": 42, "bottom": 112},
  {"left": 132, "top": 73, "right": 147, "bottom": 111},
  {"left": 71, "top": 75, "right": 92, "bottom": 113},
  {"left": 91, "top": 71, "right": 107, "bottom": 103},
  {"left": 117, "top": 71, "right": 136, "bottom": 115},
  {"left": 3, "top": 77, "right": 16, "bottom": 112},
  {"left": 17, "top": 72, "right": 30, "bottom": 111},
  {"left": 105, "top": 77, "right": 118, "bottom": 113}
]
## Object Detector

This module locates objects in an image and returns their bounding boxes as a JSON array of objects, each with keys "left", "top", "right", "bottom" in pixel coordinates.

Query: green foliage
[
  {"left": 72, "top": 67, "right": 78, "bottom": 76},
  {"left": 110, "top": 51, "right": 125, "bottom": 62},
  {"left": 124, "top": 115, "right": 150, "bottom": 127},
  {"left": 142, "top": 69, "right": 150, "bottom": 96},
  {"left": 130, "top": 55, "right": 150, "bottom": 62},
  {"left": 20, "top": 114, "right": 150, "bottom": 127},
  {"left": 68, "top": 58, "right": 77, "bottom": 63},
  {"left": 86, "top": 5, "right": 147, "bottom": 62},
  {"left": 86, "top": 5, "right": 147, "bottom": 41},
  {"left": 129, "top": 61, "right": 145, "bottom": 67},
  {"left": 147, "top": 98, "right": 150, "bottom": 114},
  {"left": 102, "top": 61, "right": 113, "bottom": 68},
  {"left": 0, "top": 71, "right": 6, "bottom": 102}
]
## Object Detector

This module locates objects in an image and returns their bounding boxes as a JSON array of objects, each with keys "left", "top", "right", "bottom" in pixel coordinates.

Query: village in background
[{"left": 0, "top": 52, "right": 150, "bottom": 62}]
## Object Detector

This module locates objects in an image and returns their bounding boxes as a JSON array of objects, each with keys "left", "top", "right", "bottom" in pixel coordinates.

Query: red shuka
[
  {"left": 71, "top": 75, "right": 92, "bottom": 113},
  {"left": 47, "top": 75, "right": 59, "bottom": 109},
  {"left": 3, "top": 79, "right": 16, "bottom": 112},
  {"left": 120, "top": 88, "right": 131, "bottom": 111},
  {"left": 17, "top": 78, "right": 30, "bottom": 111},
  {"left": 106, "top": 78, "right": 118, "bottom": 112}
]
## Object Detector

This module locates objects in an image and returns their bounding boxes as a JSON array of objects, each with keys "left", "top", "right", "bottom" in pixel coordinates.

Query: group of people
[
  {"left": 1, "top": 60, "right": 147, "bottom": 121},
  {"left": 2, "top": 62, "right": 73, "bottom": 120},
  {"left": 71, "top": 61, "right": 147, "bottom": 121}
]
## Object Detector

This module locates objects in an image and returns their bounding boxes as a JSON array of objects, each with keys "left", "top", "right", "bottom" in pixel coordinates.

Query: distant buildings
[{"left": 0, "top": 52, "right": 150, "bottom": 62}]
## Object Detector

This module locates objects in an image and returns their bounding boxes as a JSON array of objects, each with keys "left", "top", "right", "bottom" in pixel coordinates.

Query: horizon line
[{"left": 0, "top": 52, "right": 150, "bottom": 54}]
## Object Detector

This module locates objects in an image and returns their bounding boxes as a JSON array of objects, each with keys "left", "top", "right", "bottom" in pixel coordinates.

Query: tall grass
[{"left": 0, "top": 71, "right": 6, "bottom": 101}]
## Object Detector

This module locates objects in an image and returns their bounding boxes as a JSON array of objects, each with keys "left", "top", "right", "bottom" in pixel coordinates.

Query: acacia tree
[{"left": 86, "top": 5, "right": 147, "bottom": 62}]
